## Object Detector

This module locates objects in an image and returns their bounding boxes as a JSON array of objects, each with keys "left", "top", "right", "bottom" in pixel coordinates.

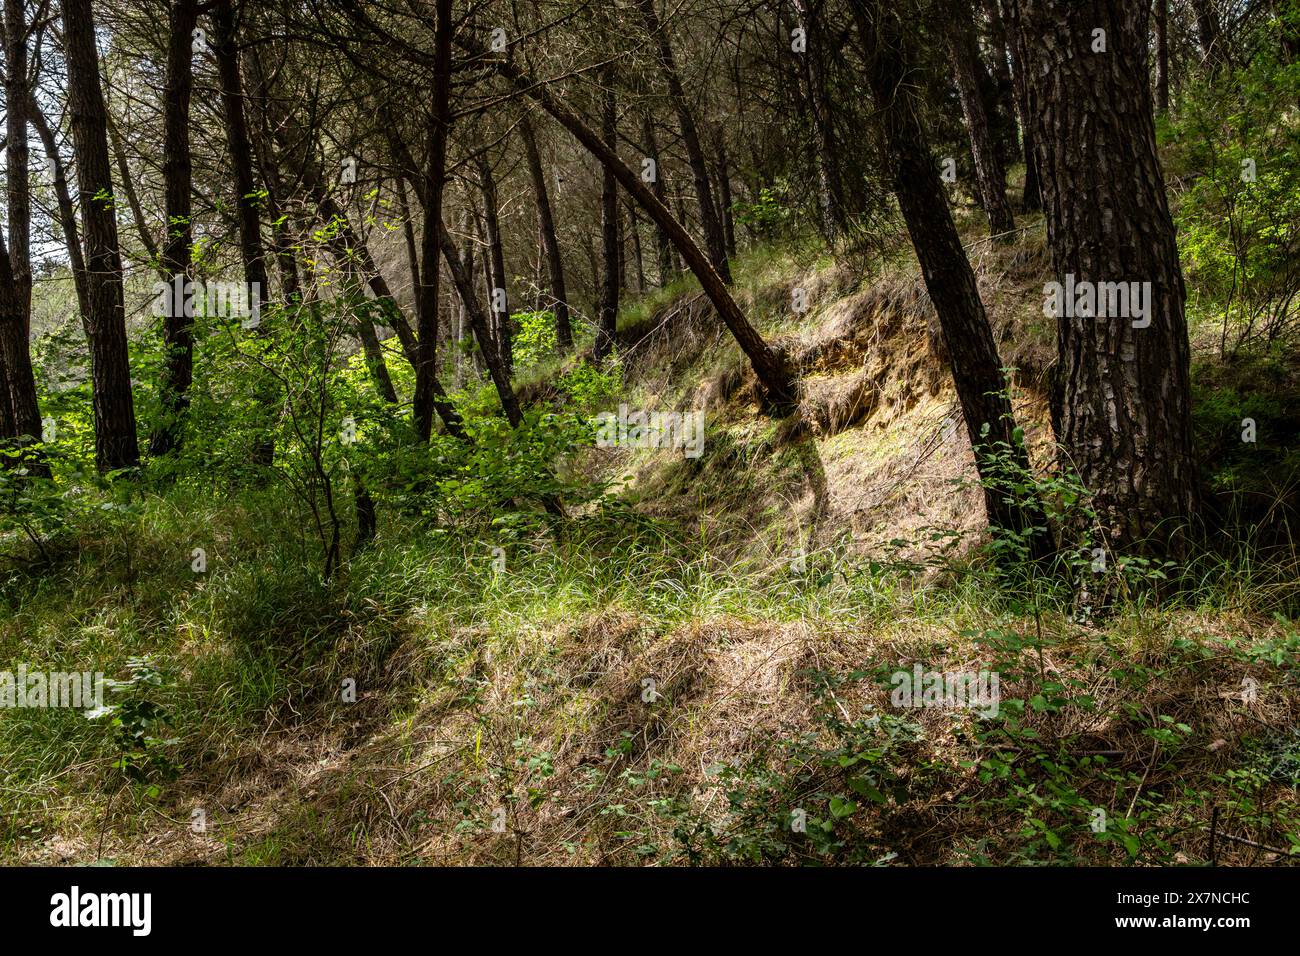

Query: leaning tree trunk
[
  {"left": 595, "top": 80, "right": 620, "bottom": 364},
  {"left": 520, "top": 117, "right": 572, "bottom": 349},
  {"left": 462, "top": 35, "right": 797, "bottom": 408},
  {"left": 64, "top": 0, "right": 140, "bottom": 472},
  {"left": 949, "top": 0, "right": 1016, "bottom": 239},
  {"left": 850, "top": 0, "right": 1050, "bottom": 560},
  {"left": 0, "top": 0, "right": 47, "bottom": 472},
  {"left": 1015, "top": 0, "right": 1199, "bottom": 555}
]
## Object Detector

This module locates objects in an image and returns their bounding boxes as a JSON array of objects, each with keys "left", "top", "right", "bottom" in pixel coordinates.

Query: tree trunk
[
  {"left": 64, "top": 0, "right": 140, "bottom": 472},
  {"left": 716, "top": 142, "right": 737, "bottom": 257},
  {"left": 641, "top": 111, "right": 678, "bottom": 284},
  {"left": 412, "top": 0, "right": 454, "bottom": 443},
  {"left": 150, "top": 0, "right": 200, "bottom": 457},
  {"left": 1154, "top": 0, "right": 1170, "bottom": 113},
  {"left": 212, "top": 0, "right": 275, "bottom": 466},
  {"left": 1016, "top": 0, "right": 1199, "bottom": 554},
  {"left": 28, "top": 101, "right": 90, "bottom": 318},
  {"left": 475, "top": 153, "right": 511, "bottom": 377},
  {"left": 0, "top": 0, "right": 46, "bottom": 472},
  {"left": 1191, "top": 0, "right": 1225, "bottom": 70},
  {"left": 519, "top": 117, "right": 572, "bottom": 348},
  {"left": 949, "top": 0, "right": 1016, "bottom": 239},
  {"left": 851, "top": 0, "right": 1049, "bottom": 559},
  {"left": 595, "top": 81, "right": 620, "bottom": 364},
  {"left": 1000, "top": 0, "right": 1042, "bottom": 211},
  {"left": 636, "top": 0, "right": 732, "bottom": 283},
  {"left": 793, "top": 0, "right": 840, "bottom": 242}
]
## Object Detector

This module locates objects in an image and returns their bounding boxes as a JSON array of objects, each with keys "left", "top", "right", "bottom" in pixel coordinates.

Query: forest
[{"left": 0, "top": 0, "right": 1297, "bottom": 871}]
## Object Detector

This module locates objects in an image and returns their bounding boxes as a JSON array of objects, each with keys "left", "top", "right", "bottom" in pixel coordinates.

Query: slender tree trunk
[
  {"left": 438, "top": 222, "right": 523, "bottom": 426},
  {"left": 520, "top": 116, "right": 572, "bottom": 348},
  {"left": 1154, "top": 0, "right": 1171, "bottom": 113},
  {"left": 412, "top": 0, "right": 455, "bottom": 442},
  {"left": 1192, "top": 0, "right": 1225, "bottom": 70},
  {"left": 641, "top": 111, "right": 677, "bottom": 284},
  {"left": 212, "top": 0, "right": 275, "bottom": 466},
  {"left": 850, "top": 0, "right": 1049, "bottom": 558},
  {"left": 1000, "top": 0, "right": 1041, "bottom": 211},
  {"left": 150, "top": 0, "right": 200, "bottom": 456},
  {"left": 716, "top": 142, "right": 737, "bottom": 257},
  {"left": 0, "top": 0, "right": 46, "bottom": 471},
  {"left": 1016, "top": 0, "right": 1199, "bottom": 553},
  {"left": 793, "top": 0, "right": 840, "bottom": 242},
  {"left": 475, "top": 153, "right": 511, "bottom": 377},
  {"left": 949, "top": 0, "right": 1016, "bottom": 239},
  {"left": 64, "top": 0, "right": 140, "bottom": 471},
  {"left": 595, "top": 80, "right": 620, "bottom": 363},
  {"left": 628, "top": 202, "right": 646, "bottom": 294},
  {"left": 28, "top": 101, "right": 90, "bottom": 318},
  {"left": 636, "top": 0, "right": 732, "bottom": 283}
]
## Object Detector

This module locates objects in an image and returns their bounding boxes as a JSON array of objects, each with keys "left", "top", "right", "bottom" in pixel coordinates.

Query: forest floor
[{"left": 3, "top": 217, "right": 1299, "bottom": 866}]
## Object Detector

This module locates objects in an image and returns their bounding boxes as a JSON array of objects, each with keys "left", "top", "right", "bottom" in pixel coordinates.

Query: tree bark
[
  {"left": 64, "top": 0, "right": 140, "bottom": 471},
  {"left": 1015, "top": 0, "right": 1199, "bottom": 554},
  {"left": 0, "top": 0, "right": 46, "bottom": 471}
]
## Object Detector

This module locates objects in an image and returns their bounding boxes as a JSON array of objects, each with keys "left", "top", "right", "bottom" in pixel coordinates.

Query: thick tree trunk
[
  {"left": 1016, "top": 0, "right": 1199, "bottom": 554},
  {"left": 1000, "top": 0, "right": 1042, "bottom": 211},
  {"left": 150, "top": 0, "right": 200, "bottom": 457},
  {"left": 851, "top": 0, "right": 1049, "bottom": 558},
  {"left": 0, "top": 0, "right": 46, "bottom": 471},
  {"left": 949, "top": 0, "right": 1016, "bottom": 239},
  {"left": 519, "top": 117, "right": 572, "bottom": 349},
  {"left": 64, "top": 0, "right": 140, "bottom": 472},
  {"left": 464, "top": 36, "right": 797, "bottom": 408},
  {"left": 636, "top": 0, "right": 732, "bottom": 283},
  {"left": 595, "top": 81, "right": 620, "bottom": 363}
]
